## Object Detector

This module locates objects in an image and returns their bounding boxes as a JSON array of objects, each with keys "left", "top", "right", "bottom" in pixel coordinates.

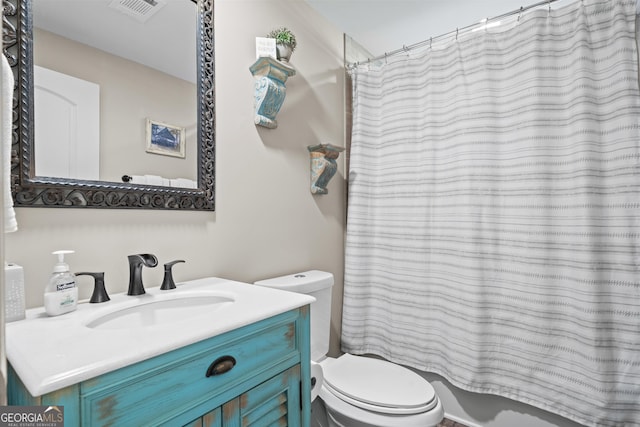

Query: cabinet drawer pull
[{"left": 206, "top": 356, "right": 236, "bottom": 377}]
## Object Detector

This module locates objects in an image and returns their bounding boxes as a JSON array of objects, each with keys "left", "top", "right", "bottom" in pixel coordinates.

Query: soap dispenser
[{"left": 44, "top": 250, "right": 78, "bottom": 316}]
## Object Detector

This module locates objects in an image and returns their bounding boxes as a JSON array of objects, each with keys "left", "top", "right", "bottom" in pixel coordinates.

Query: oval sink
[{"left": 86, "top": 294, "right": 235, "bottom": 330}]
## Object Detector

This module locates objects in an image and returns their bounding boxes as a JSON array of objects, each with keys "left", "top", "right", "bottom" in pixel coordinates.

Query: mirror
[
  {"left": 32, "top": 0, "right": 197, "bottom": 185},
  {"left": 2, "top": 0, "right": 215, "bottom": 210}
]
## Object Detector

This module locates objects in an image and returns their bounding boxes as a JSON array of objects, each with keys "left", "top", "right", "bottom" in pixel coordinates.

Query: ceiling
[
  {"left": 34, "top": 0, "right": 566, "bottom": 81},
  {"left": 33, "top": 0, "right": 196, "bottom": 82},
  {"left": 303, "top": 0, "right": 560, "bottom": 58}
]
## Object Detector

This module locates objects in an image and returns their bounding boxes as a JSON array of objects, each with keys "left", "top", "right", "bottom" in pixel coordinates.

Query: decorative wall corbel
[
  {"left": 308, "top": 144, "right": 344, "bottom": 195},
  {"left": 249, "top": 56, "right": 296, "bottom": 129}
]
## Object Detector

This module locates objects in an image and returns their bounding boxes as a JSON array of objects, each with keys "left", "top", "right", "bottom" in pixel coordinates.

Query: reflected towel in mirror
[{"left": 170, "top": 178, "right": 197, "bottom": 189}]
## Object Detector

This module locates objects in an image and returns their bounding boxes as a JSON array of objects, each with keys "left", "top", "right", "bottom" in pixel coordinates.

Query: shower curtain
[{"left": 342, "top": 1, "right": 640, "bottom": 426}]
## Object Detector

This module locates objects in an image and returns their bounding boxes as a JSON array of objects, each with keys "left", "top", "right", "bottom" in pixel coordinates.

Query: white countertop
[{"left": 6, "top": 277, "right": 314, "bottom": 397}]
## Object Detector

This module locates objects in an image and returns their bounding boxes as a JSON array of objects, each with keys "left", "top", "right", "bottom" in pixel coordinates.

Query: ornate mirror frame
[{"left": 2, "top": 0, "right": 215, "bottom": 210}]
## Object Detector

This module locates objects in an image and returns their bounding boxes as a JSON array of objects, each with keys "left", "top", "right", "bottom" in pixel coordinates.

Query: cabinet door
[
  {"left": 184, "top": 407, "right": 222, "bottom": 427},
  {"left": 223, "top": 365, "right": 301, "bottom": 427}
]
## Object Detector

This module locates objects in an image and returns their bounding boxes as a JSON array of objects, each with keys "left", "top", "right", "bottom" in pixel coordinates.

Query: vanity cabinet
[
  {"left": 8, "top": 307, "right": 310, "bottom": 427},
  {"left": 186, "top": 365, "right": 301, "bottom": 427}
]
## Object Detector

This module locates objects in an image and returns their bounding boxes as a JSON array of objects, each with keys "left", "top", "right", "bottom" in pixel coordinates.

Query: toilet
[{"left": 255, "top": 270, "right": 444, "bottom": 427}]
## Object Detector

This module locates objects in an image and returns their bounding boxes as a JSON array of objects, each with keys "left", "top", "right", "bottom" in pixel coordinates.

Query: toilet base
[{"left": 311, "top": 398, "right": 330, "bottom": 427}]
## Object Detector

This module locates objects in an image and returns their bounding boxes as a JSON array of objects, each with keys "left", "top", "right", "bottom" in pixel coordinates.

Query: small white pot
[{"left": 276, "top": 43, "right": 293, "bottom": 62}]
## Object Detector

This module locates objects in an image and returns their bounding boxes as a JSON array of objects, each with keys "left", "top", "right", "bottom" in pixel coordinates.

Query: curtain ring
[
  {"left": 456, "top": 28, "right": 459, "bottom": 40},
  {"left": 430, "top": 37, "right": 433, "bottom": 49},
  {"left": 548, "top": 0, "right": 551, "bottom": 14},
  {"left": 384, "top": 52, "right": 388, "bottom": 64},
  {"left": 517, "top": 6, "right": 523, "bottom": 22}
]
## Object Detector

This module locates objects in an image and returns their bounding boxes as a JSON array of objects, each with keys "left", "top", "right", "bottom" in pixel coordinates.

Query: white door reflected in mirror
[{"left": 34, "top": 65, "right": 100, "bottom": 181}]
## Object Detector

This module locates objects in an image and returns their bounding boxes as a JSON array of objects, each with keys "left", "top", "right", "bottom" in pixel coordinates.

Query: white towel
[
  {"left": 169, "top": 178, "right": 197, "bottom": 189},
  {"left": 2, "top": 54, "right": 17, "bottom": 233},
  {"left": 145, "top": 175, "right": 170, "bottom": 187}
]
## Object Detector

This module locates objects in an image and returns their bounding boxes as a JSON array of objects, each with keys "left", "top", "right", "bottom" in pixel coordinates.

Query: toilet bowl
[
  {"left": 255, "top": 271, "right": 444, "bottom": 427},
  {"left": 318, "top": 354, "right": 443, "bottom": 427}
]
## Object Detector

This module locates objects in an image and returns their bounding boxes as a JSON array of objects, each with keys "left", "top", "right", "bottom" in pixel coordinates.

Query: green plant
[{"left": 267, "top": 27, "right": 297, "bottom": 52}]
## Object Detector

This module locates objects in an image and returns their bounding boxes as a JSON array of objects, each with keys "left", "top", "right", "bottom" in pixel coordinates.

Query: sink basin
[{"left": 85, "top": 293, "right": 235, "bottom": 330}]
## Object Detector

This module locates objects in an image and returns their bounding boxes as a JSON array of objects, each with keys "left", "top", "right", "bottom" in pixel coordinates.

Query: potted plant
[{"left": 267, "top": 27, "right": 297, "bottom": 62}]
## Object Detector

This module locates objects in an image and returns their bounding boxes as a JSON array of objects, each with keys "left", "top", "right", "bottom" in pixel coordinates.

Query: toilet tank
[{"left": 254, "top": 270, "right": 333, "bottom": 362}]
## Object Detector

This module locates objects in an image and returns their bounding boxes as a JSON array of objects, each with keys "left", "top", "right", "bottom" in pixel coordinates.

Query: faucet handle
[
  {"left": 160, "top": 260, "right": 185, "bottom": 290},
  {"left": 75, "top": 272, "right": 110, "bottom": 303}
]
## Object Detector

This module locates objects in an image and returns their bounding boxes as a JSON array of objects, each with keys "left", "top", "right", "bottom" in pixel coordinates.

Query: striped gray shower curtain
[{"left": 342, "top": 1, "right": 640, "bottom": 426}]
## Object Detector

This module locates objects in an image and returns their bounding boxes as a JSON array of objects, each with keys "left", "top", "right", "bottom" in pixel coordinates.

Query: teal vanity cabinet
[{"left": 8, "top": 307, "right": 311, "bottom": 426}]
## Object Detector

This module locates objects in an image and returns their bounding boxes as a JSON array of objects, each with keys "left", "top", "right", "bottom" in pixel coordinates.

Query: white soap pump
[{"left": 44, "top": 250, "right": 78, "bottom": 316}]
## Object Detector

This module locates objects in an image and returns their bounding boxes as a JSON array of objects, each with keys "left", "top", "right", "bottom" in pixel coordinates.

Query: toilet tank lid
[{"left": 254, "top": 270, "right": 334, "bottom": 293}]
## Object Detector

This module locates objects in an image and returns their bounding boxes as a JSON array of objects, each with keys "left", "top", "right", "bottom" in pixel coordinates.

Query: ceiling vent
[{"left": 108, "top": 0, "right": 166, "bottom": 23}]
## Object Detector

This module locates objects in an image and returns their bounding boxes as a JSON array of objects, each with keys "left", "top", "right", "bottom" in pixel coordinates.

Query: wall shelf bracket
[
  {"left": 308, "top": 144, "right": 344, "bottom": 195},
  {"left": 249, "top": 56, "right": 296, "bottom": 129}
]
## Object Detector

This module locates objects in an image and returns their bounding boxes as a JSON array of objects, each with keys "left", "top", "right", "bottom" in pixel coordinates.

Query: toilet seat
[{"left": 321, "top": 354, "right": 438, "bottom": 415}]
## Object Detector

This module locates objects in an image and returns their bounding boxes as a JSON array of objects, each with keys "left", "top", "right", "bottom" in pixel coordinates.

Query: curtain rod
[{"left": 348, "top": 0, "right": 562, "bottom": 69}]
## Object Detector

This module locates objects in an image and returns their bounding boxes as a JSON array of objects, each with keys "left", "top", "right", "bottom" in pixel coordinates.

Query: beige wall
[
  {"left": 6, "top": 0, "right": 346, "bottom": 355},
  {"left": 34, "top": 28, "right": 198, "bottom": 183}
]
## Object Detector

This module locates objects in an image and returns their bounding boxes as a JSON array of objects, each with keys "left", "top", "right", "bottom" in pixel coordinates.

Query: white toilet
[{"left": 255, "top": 270, "right": 444, "bottom": 427}]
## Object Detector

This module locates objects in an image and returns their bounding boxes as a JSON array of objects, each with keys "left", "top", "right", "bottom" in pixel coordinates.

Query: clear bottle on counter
[{"left": 44, "top": 250, "right": 78, "bottom": 316}]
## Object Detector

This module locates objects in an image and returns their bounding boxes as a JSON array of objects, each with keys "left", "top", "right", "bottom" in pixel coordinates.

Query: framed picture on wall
[{"left": 145, "top": 118, "right": 186, "bottom": 158}]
